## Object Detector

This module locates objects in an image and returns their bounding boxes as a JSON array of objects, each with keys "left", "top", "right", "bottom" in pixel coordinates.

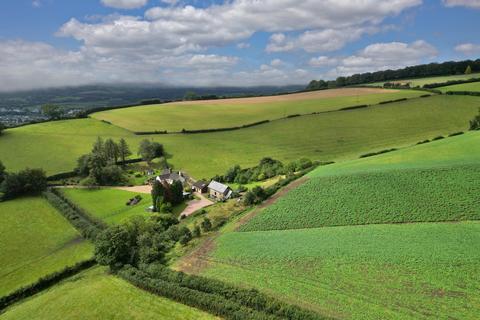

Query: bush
[
  {"left": 448, "top": 132, "right": 464, "bottom": 137},
  {"left": 360, "top": 148, "right": 397, "bottom": 158},
  {"left": 0, "top": 168, "right": 47, "bottom": 201},
  {"left": 432, "top": 136, "right": 445, "bottom": 141}
]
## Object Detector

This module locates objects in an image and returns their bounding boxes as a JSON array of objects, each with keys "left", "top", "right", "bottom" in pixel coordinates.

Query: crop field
[
  {"left": 439, "top": 81, "right": 480, "bottom": 92},
  {"left": 365, "top": 73, "right": 480, "bottom": 87},
  {"left": 0, "top": 197, "right": 93, "bottom": 297},
  {"left": 241, "top": 131, "right": 480, "bottom": 231},
  {"left": 0, "top": 267, "right": 217, "bottom": 320},
  {"left": 200, "top": 222, "right": 480, "bottom": 320},
  {"left": 0, "top": 95, "right": 478, "bottom": 179},
  {"left": 91, "top": 88, "right": 423, "bottom": 132},
  {"left": 241, "top": 164, "right": 480, "bottom": 231}
]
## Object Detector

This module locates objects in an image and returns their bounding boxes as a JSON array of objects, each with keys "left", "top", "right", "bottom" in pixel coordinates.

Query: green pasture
[
  {"left": 0, "top": 267, "right": 217, "bottom": 320},
  {"left": 0, "top": 197, "right": 93, "bottom": 297},
  {"left": 365, "top": 73, "right": 480, "bottom": 87},
  {"left": 91, "top": 90, "right": 423, "bottom": 132},
  {"left": 202, "top": 222, "right": 480, "bottom": 320},
  {"left": 0, "top": 95, "right": 478, "bottom": 180},
  {"left": 439, "top": 81, "right": 480, "bottom": 92}
]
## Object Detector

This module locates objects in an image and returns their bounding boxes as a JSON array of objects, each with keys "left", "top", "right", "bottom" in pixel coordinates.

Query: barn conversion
[{"left": 208, "top": 180, "right": 232, "bottom": 201}]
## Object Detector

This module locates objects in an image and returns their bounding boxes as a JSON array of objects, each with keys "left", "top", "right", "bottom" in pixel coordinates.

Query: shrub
[
  {"left": 0, "top": 168, "right": 47, "bottom": 201},
  {"left": 432, "top": 136, "right": 445, "bottom": 141},
  {"left": 448, "top": 132, "right": 464, "bottom": 137}
]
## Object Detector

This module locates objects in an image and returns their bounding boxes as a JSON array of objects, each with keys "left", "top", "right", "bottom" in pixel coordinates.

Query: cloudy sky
[{"left": 0, "top": 0, "right": 479, "bottom": 91}]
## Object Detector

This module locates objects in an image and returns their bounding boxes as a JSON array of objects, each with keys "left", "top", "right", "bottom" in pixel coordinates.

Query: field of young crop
[
  {"left": 241, "top": 164, "right": 480, "bottom": 231},
  {"left": 199, "top": 222, "right": 480, "bottom": 320},
  {"left": 0, "top": 267, "right": 217, "bottom": 320},
  {"left": 439, "top": 81, "right": 480, "bottom": 92},
  {"left": 365, "top": 73, "right": 480, "bottom": 87},
  {"left": 0, "top": 197, "right": 93, "bottom": 297},
  {"left": 0, "top": 95, "right": 478, "bottom": 179},
  {"left": 91, "top": 89, "right": 423, "bottom": 132}
]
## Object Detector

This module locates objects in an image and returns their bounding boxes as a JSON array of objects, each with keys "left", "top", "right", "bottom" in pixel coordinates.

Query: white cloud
[
  {"left": 101, "top": 0, "right": 148, "bottom": 9},
  {"left": 32, "top": 0, "right": 42, "bottom": 8},
  {"left": 455, "top": 43, "right": 480, "bottom": 55},
  {"left": 327, "top": 40, "right": 437, "bottom": 77},
  {"left": 443, "top": 0, "right": 480, "bottom": 9},
  {"left": 309, "top": 56, "right": 338, "bottom": 67},
  {"left": 237, "top": 42, "right": 251, "bottom": 49},
  {"left": 270, "top": 59, "right": 283, "bottom": 67}
]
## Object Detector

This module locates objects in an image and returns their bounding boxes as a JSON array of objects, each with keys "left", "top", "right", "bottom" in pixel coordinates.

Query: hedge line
[
  {"left": 339, "top": 104, "right": 368, "bottom": 111},
  {"left": 360, "top": 148, "right": 398, "bottom": 158},
  {"left": 0, "top": 259, "right": 96, "bottom": 312},
  {"left": 134, "top": 120, "right": 271, "bottom": 135},
  {"left": 119, "top": 266, "right": 325, "bottom": 320},
  {"left": 43, "top": 189, "right": 105, "bottom": 239},
  {"left": 445, "top": 91, "right": 480, "bottom": 97},
  {"left": 378, "top": 98, "right": 408, "bottom": 105},
  {"left": 423, "top": 77, "right": 480, "bottom": 89}
]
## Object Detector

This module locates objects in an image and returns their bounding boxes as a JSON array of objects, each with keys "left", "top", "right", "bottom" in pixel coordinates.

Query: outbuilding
[
  {"left": 207, "top": 180, "right": 232, "bottom": 201},
  {"left": 192, "top": 180, "right": 208, "bottom": 193}
]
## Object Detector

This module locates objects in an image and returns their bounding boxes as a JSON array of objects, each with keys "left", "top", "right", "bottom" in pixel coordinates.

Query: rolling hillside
[
  {"left": 91, "top": 88, "right": 423, "bottom": 132},
  {"left": 0, "top": 197, "right": 93, "bottom": 296},
  {"left": 178, "top": 130, "right": 480, "bottom": 320},
  {"left": 365, "top": 73, "right": 480, "bottom": 87},
  {"left": 0, "top": 95, "right": 478, "bottom": 179},
  {"left": 439, "top": 81, "right": 480, "bottom": 92}
]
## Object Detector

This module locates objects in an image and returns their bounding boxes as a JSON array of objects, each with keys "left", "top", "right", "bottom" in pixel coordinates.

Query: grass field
[
  {"left": 0, "top": 197, "right": 93, "bottom": 297},
  {"left": 60, "top": 188, "right": 187, "bottom": 224},
  {"left": 91, "top": 88, "right": 423, "bottom": 132},
  {"left": 0, "top": 267, "right": 217, "bottom": 320},
  {"left": 201, "top": 222, "right": 480, "bottom": 320},
  {"left": 439, "top": 81, "right": 480, "bottom": 92},
  {"left": 1, "top": 95, "right": 478, "bottom": 179},
  {"left": 365, "top": 73, "right": 480, "bottom": 87},
  {"left": 241, "top": 131, "right": 480, "bottom": 231}
]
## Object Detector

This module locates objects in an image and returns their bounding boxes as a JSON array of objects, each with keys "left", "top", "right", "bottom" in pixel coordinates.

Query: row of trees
[
  {"left": 306, "top": 59, "right": 480, "bottom": 90},
  {"left": 0, "top": 161, "right": 47, "bottom": 201},
  {"left": 215, "top": 157, "right": 313, "bottom": 185}
]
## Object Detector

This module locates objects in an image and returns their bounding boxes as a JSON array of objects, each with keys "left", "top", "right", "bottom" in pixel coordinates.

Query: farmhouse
[
  {"left": 208, "top": 180, "right": 232, "bottom": 201},
  {"left": 192, "top": 180, "right": 208, "bottom": 193},
  {"left": 156, "top": 168, "right": 189, "bottom": 186}
]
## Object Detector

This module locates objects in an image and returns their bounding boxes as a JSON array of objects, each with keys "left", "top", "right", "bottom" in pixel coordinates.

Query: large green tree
[
  {"left": 138, "top": 139, "right": 164, "bottom": 163},
  {"left": 465, "top": 65, "right": 473, "bottom": 75},
  {"left": 118, "top": 138, "right": 132, "bottom": 164},
  {"left": 104, "top": 138, "right": 119, "bottom": 164}
]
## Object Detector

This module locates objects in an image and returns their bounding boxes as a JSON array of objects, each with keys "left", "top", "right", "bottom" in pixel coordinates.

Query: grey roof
[
  {"left": 157, "top": 171, "right": 186, "bottom": 183},
  {"left": 193, "top": 180, "right": 207, "bottom": 188},
  {"left": 208, "top": 180, "right": 230, "bottom": 194}
]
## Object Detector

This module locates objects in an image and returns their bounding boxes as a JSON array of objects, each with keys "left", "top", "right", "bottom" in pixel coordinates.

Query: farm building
[
  {"left": 208, "top": 180, "right": 232, "bottom": 201},
  {"left": 156, "top": 169, "right": 189, "bottom": 186},
  {"left": 192, "top": 180, "right": 208, "bottom": 193}
]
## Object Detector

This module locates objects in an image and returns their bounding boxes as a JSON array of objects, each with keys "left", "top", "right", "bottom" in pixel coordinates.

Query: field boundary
[{"left": 129, "top": 94, "right": 435, "bottom": 135}]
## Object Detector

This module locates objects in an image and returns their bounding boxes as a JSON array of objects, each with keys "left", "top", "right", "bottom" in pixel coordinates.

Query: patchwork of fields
[
  {"left": 365, "top": 73, "right": 480, "bottom": 87},
  {"left": 0, "top": 267, "right": 217, "bottom": 320},
  {"left": 0, "top": 95, "right": 478, "bottom": 179},
  {"left": 439, "top": 81, "right": 480, "bottom": 92},
  {"left": 91, "top": 88, "right": 423, "bottom": 132},
  {"left": 0, "top": 197, "right": 93, "bottom": 296}
]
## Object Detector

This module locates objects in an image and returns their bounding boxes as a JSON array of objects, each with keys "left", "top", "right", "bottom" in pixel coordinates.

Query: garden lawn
[
  {"left": 365, "top": 73, "right": 480, "bottom": 87},
  {"left": 0, "top": 197, "right": 93, "bottom": 297},
  {"left": 438, "top": 81, "right": 480, "bottom": 92},
  {"left": 0, "top": 267, "right": 217, "bottom": 320},
  {"left": 1, "top": 95, "right": 478, "bottom": 179},
  {"left": 201, "top": 222, "right": 480, "bottom": 320},
  {"left": 91, "top": 89, "right": 423, "bottom": 132}
]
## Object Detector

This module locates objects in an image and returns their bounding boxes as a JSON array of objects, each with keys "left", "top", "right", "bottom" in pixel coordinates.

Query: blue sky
[{"left": 0, "top": 0, "right": 479, "bottom": 91}]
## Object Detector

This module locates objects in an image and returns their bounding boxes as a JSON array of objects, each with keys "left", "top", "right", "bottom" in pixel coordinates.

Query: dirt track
[
  {"left": 170, "top": 88, "right": 399, "bottom": 106},
  {"left": 181, "top": 193, "right": 214, "bottom": 217},
  {"left": 114, "top": 185, "right": 152, "bottom": 194}
]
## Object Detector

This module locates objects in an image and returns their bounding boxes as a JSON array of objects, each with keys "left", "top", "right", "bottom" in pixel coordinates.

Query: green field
[
  {"left": 0, "top": 95, "right": 478, "bottom": 180},
  {"left": 202, "top": 222, "right": 480, "bottom": 320},
  {"left": 91, "top": 89, "right": 423, "bottom": 132},
  {"left": 242, "top": 131, "right": 480, "bottom": 231},
  {"left": 0, "top": 267, "right": 217, "bottom": 320},
  {"left": 439, "top": 81, "right": 480, "bottom": 92},
  {"left": 60, "top": 188, "right": 187, "bottom": 224},
  {"left": 365, "top": 73, "right": 480, "bottom": 87},
  {"left": 0, "top": 197, "right": 93, "bottom": 296}
]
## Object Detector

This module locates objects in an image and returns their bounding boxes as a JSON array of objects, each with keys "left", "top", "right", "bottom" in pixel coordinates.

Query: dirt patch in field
[
  {"left": 235, "top": 176, "right": 309, "bottom": 230},
  {"left": 180, "top": 193, "right": 214, "bottom": 217},
  {"left": 170, "top": 88, "right": 399, "bottom": 106},
  {"left": 176, "top": 235, "right": 218, "bottom": 274},
  {"left": 114, "top": 185, "right": 152, "bottom": 194}
]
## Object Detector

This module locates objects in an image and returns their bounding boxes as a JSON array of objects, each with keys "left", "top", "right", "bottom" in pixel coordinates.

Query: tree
[
  {"left": 470, "top": 108, "right": 480, "bottom": 131},
  {"left": 95, "top": 225, "right": 136, "bottom": 269},
  {"left": 201, "top": 217, "right": 212, "bottom": 232},
  {"left": 0, "top": 168, "right": 47, "bottom": 200},
  {"left": 170, "top": 180, "right": 184, "bottom": 205},
  {"left": 192, "top": 224, "right": 201, "bottom": 238},
  {"left": 151, "top": 180, "right": 166, "bottom": 212},
  {"left": 104, "top": 139, "right": 119, "bottom": 164},
  {"left": 92, "top": 137, "right": 105, "bottom": 157},
  {"left": 41, "top": 104, "right": 64, "bottom": 120},
  {"left": 0, "top": 161, "right": 5, "bottom": 184},
  {"left": 0, "top": 122, "right": 5, "bottom": 135},
  {"left": 465, "top": 65, "right": 473, "bottom": 75},
  {"left": 138, "top": 139, "right": 164, "bottom": 163},
  {"left": 75, "top": 154, "right": 91, "bottom": 176},
  {"left": 178, "top": 227, "right": 192, "bottom": 246},
  {"left": 118, "top": 138, "right": 132, "bottom": 164},
  {"left": 184, "top": 91, "right": 198, "bottom": 101}
]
